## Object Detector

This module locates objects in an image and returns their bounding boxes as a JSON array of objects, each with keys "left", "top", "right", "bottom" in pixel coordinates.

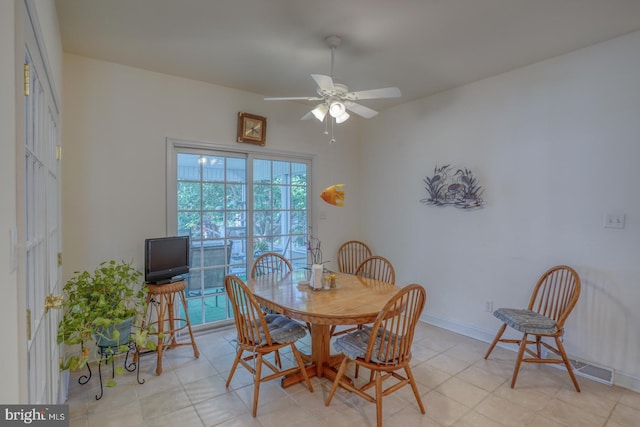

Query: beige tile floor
[{"left": 66, "top": 323, "right": 640, "bottom": 426}]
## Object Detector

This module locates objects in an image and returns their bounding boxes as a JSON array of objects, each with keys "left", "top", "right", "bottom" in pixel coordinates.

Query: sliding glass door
[{"left": 170, "top": 143, "right": 310, "bottom": 328}]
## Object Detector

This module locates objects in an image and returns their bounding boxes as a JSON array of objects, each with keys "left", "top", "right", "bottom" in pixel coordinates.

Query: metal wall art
[{"left": 421, "top": 164, "right": 485, "bottom": 209}]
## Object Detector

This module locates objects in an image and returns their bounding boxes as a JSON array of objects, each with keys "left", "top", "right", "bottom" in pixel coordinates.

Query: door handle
[{"left": 45, "top": 294, "right": 64, "bottom": 313}]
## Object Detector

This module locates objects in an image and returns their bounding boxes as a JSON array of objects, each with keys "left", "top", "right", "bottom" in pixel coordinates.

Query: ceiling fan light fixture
[
  {"left": 335, "top": 111, "right": 350, "bottom": 124},
  {"left": 311, "top": 104, "right": 328, "bottom": 121},
  {"left": 329, "top": 100, "right": 346, "bottom": 118}
]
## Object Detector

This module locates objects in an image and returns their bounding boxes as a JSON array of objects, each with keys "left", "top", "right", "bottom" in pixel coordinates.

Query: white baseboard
[
  {"left": 420, "top": 313, "right": 640, "bottom": 393},
  {"left": 421, "top": 312, "right": 497, "bottom": 344},
  {"left": 615, "top": 371, "right": 640, "bottom": 393}
]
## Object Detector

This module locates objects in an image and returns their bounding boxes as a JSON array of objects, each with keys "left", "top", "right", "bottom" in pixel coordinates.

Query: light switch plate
[{"left": 604, "top": 213, "right": 625, "bottom": 229}]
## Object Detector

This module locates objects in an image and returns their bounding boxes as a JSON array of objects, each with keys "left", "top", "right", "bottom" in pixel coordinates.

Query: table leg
[
  {"left": 280, "top": 323, "right": 347, "bottom": 388},
  {"left": 310, "top": 324, "right": 331, "bottom": 377}
]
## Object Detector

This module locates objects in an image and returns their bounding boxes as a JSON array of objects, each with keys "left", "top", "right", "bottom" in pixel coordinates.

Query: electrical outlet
[
  {"left": 485, "top": 300, "right": 493, "bottom": 313},
  {"left": 604, "top": 213, "right": 625, "bottom": 229}
]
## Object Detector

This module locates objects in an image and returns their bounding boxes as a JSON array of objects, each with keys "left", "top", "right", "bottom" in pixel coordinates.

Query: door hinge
[
  {"left": 56, "top": 146, "right": 62, "bottom": 161},
  {"left": 58, "top": 252, "right": 62, "bottom": 267},
  {"left": 24, "top": 63, "right": 30, "bottom": 96},
  {"left": 26, "top": 308, "right": 31, "bottom": 340}
]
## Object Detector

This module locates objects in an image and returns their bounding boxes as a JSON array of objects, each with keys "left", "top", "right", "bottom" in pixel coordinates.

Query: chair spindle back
[
  {"left": 251, "top": 252, "right": 293, "bottom": 279},
  {"left": 225, "top": 275, "right": 271, "bottom": 347},
  {"left": 355, "top": 255, "right": 396, "bottom": 284},
  {"left": 528, "top": 265, "right": 580, "bottom": 328},
  {"left": 338, "top": 240, "right": 372, "bottom": 274},
  {"left": 366, "top": 284, "right": 426, "bottom": 365}
]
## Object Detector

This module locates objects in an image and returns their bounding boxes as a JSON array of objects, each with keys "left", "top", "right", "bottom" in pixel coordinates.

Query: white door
[{"left": 22, "top": 4, "right": 63, "bottom": 404}]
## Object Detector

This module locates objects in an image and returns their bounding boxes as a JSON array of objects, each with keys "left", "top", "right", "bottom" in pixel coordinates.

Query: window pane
[
  {"left": 179, "top": 211, "right": 201, "bottom": 238},
  {"left": 253, "top": 210, "right": 271, "bottom": 237},
  {"left": 227, "top": 157, "right": 246, "bottom": 183},
  {"left": 201, "top": 211, "right": 223, "bottom": 239},
  {"left": 253, "top": 159, "right": 271, "bottom": 182},
  {"left": 292, "top": 185, "right": 307, "bottom": 209},
  {"left": 226, "top": 183, "right": 245, "bottom": 208},
  {"left": 202, "top": 183, "right": 224, "bottom": 210},
  {"left": 202, "top": 156, "right": 224, "bottom": 182},
  {"left": 177, "top": 153, "right": 201, "bottom": 181},
  {"left": 253, "top": 184, "right": 271, "bottom": 209},
  {"left": 178, "top": 182, "right": 201, "bottom": 210},
  {"left": 273, "top": 184, "right": 287, "bottom": 209}
]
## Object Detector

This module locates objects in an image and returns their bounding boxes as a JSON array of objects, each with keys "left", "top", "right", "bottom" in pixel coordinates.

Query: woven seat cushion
[
  {"left": 262, "top": 314, "right": 307, "bottom": 344},
  {"left": 493, "top": 308, "right": 558, "bottom": 335},
  {"left": 334, "top": 326, "right": 404, "bottom": 364}
]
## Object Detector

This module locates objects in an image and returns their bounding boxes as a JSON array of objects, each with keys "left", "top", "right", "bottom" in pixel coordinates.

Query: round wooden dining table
[{"left": 246, "top": 270, "right": 400, "bottom": 387}]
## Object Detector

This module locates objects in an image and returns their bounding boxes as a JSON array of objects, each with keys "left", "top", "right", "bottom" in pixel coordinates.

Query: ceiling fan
[{"left": 264, "top": 35, "right": 401, "bottom": 125}]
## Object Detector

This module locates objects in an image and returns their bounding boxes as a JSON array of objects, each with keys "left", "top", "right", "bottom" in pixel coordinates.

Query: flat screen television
[{"left": 144, "top": 236, "right": 190, "bottom": 284}]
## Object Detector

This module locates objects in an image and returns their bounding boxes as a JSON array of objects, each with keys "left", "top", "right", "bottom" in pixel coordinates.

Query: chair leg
[
  {"left": 511, "top": 333, "right": 529, "bottom": 388},
  {"left": 325, "top": 358, "right": 349, "bottom": 407},
  {"left": 291, "top": 344, "right": 313, "bottom": 392},
  {"left": 274, "top": 350, "right": 282, "bottom": 368},
  {"left": 375, "top": 370, "right": 383, "bottom": 427},
  {"left": 484, "top": 323, "right": 507, "bottom": 359},
  {"left": 225, "top": 349, "right": 243, "bottom": 388},
  {"left": 252, "top": 353, "right": 263, "bottom": 417},
  {"left": 556, "top": 337, "right": 581, "bottom": 392},
  {"left": 405, "top": 365, "right": 426, "bottom": 414}
]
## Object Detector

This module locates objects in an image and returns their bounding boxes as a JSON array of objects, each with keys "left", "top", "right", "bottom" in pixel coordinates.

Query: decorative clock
[{"left": 237, "top": 112, "right": 266, "bottom": 145}]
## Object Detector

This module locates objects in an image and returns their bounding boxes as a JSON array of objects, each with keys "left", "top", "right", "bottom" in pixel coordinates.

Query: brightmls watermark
[{"left": 0, "top": 405, "right": 68, "bottom": 426}]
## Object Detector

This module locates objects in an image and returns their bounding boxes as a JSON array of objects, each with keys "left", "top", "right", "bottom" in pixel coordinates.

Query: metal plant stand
[{"left": 78, "top": 340, "right": 144, "bottom": 400}]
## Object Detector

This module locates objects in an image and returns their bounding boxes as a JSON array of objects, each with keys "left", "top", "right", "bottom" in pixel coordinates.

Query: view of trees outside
[
  {"left": 175, "top": 152, "right": 309, "bottom": 326},
  {"left": 252, "top": 159, "right": 308, "bottom": 270}
]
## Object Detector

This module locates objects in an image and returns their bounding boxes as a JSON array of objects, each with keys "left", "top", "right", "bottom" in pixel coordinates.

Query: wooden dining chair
[
  {"left": 484, "top": 265, "right": 582, "bottom": 391},
  {"left": 331, "top": 256, "right": 397, "bottom": 344},
  {"left": 251, "top": 252, "right": 293, "bottom": 279},
  {"left": 354, "top": 255, "right": 395, "bottom": 284},
  {"left": 224, "top": 275, "right": 313, "bottom": 417},
  {"left": 337, "top": 240, "right": 372, "bottom": 274},
  {"left": 326, "top": 284, "right": 427, "bottom": 427}
]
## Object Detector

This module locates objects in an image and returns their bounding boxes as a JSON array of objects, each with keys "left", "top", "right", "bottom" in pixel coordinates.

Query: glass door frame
[{"left": 166, "top": 138, "right": 314, "bottom": 330}]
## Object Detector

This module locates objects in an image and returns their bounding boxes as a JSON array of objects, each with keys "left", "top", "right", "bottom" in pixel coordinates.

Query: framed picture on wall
[{"left": 237, "top": 112, "right": 266, "bottom": 146}]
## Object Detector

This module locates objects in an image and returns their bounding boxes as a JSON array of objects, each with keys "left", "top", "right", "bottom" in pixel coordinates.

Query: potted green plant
[{"left": 57, "top": 260, "right": 156, "bottom": 385}]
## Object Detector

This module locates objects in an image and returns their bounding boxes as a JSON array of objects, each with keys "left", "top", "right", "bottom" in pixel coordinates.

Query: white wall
[
  {"left": 361, "top": 31, "right": 640, "bottom": 390},
  {"left": 61, "top": 54, "right": 362, "bottom": 279}
]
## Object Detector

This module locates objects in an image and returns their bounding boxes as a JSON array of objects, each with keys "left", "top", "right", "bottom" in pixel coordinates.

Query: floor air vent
[
  {"left": 540, "top": 348, "right": 614, "bottom": 385},
  {"left": 570, "top": 358, "right": 614, "bottom": 385},
  {"left": 550, "top": 357, "right": 615, "bottom": 385}
]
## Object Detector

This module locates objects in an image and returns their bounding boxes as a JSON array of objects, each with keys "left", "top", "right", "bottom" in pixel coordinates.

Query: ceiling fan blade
[
  {"left": 311, "top": 74, "right": 335, "bottom": 92},
  {"left": 346, "top": 86, "right": 401, "bottom": 100},
  {"left": 344, "top": 101, "right": 378, "bottom": 119},
  {"left": 264, "top": 96, "right": 323, "bottom": 101}
]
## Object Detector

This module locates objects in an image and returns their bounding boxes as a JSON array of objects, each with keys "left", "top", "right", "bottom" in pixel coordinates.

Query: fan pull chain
[{"left": 329, "top": 117, "right": 336, "bottom": 144}]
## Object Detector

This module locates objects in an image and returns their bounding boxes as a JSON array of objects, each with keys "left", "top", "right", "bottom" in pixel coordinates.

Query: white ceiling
[{"left": 55, "top": 0, "right": 640, "bottom": 113}]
